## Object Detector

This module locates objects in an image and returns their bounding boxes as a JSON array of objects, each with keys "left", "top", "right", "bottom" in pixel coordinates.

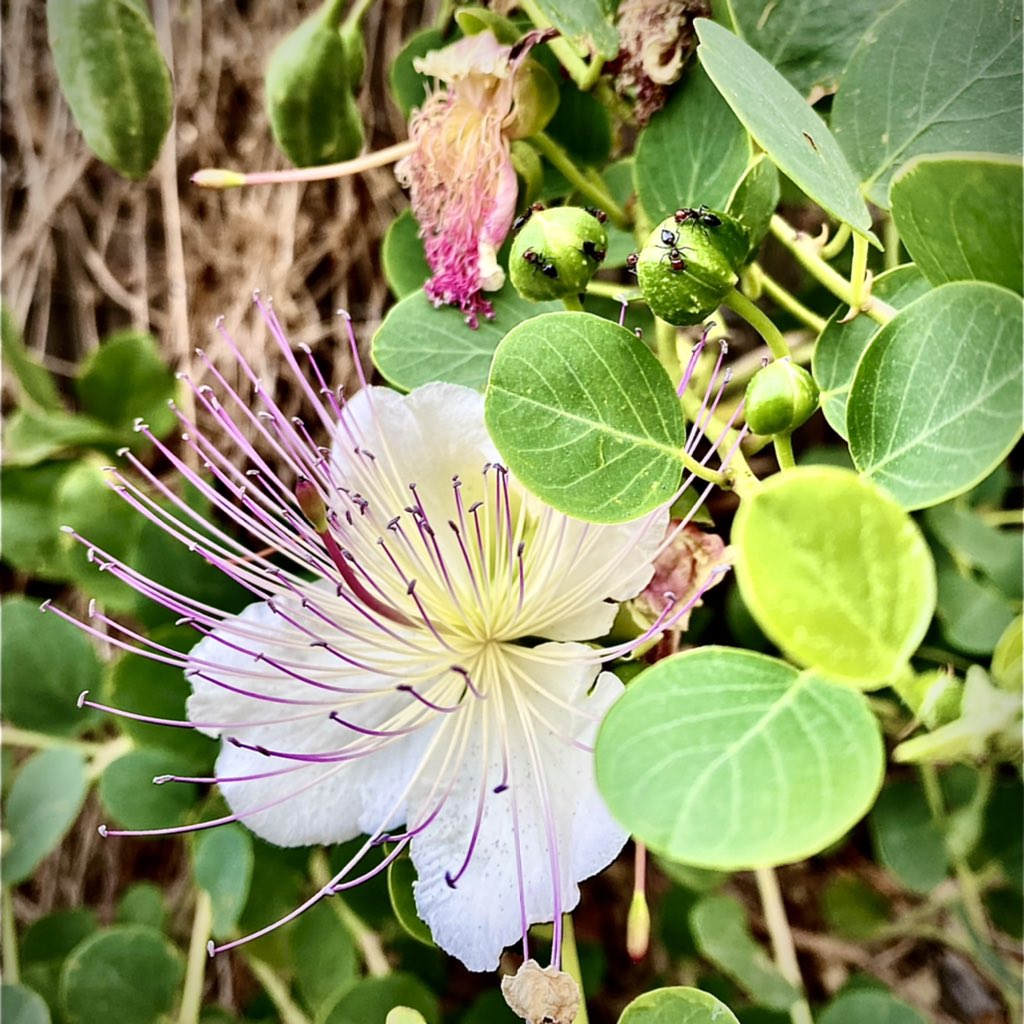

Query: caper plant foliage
[{"left": 6, "top": 2, "right": 1021, "bottom": 1023}]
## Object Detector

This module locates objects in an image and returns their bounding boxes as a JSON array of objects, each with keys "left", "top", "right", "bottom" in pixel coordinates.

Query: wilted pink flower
[
  {"left": 397, "top": 31, "right": 554, "bottom": 327},
  {"left": 54, "top": 299, "right": 739, "bottom": 973}
]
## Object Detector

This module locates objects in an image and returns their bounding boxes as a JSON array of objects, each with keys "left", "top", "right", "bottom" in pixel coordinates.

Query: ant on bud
[
  {"left": 580, "top": 239, "right": 606, "bottom": 262},
  {"left": 675, "top": 205, "right": 722, "bottom": 228},
  {"left": 585, "top": 206, "right": 608, "bottom": 224},
  {"left": 626, "top": 251, "right": 639, "bottom": 275},
  {"left": 656, "top": 228, "right": 691, "bottom": 273},
  {"left": 522, "top": 248, "right": 559, "bottom": 279},
  {"left": 512, "top": 202, "right": 546, "bottom": 234}
]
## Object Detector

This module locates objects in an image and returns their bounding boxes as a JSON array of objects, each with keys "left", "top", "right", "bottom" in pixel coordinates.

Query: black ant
[
  {"left": 660, "top": 227, "right": 679, "bottom": 246},
  {"left": 585, "top": 206, "right": 608, "bottom": 224},
  {"left": 512, "top": 202, "right": 546, "bottom": 234},
  {"left": 674, "top": 205, "right": 721, "bottom": 228},
  {"left": 626, "top": 251, "right": 639, "bottom": 275},
  {"left": 581, "top": 239, "right": 606, "bottom": 262},
  {"left": 657, "top": 227, "right": 691, "bottom": 272},
  {"left": 522, "top": 248, "right": 558, "bottom": 278}
]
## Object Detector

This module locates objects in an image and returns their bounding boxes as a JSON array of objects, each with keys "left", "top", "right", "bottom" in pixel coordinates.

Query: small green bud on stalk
[
  {"left": 265, "top": 10, "right": 365, "bottom": 167},
  {"left": 626, "top": 890, "right": 651, "bottom": 962},
  {"left": 295, "top": 478, "right": 329, "bottom": 533},
  {"left": 743, "top": 358, "right": 819, "bottom": 436},
  {"left": 635, "top": 208, "right": 748, "bottom": 326},
  {"left": 509, "top": 206, "right": 608, "bottom": 302}
]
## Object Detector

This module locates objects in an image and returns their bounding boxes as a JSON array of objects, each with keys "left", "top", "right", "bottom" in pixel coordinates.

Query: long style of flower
[
  {"left": 396, "top": 31, "right": 552, "bottom": 328},
  {"left": 52, "top": 298, "right": 739, "bottom": 973}
]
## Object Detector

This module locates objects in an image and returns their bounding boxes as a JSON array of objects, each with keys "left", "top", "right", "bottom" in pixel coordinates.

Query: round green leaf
[
  {"left": 75, "top": 330, "right": 176, "bottom": 437},
  {"left": 689, "top": 894, "right": 799, "bottom": 1009},
  {"left": 193, "top": 824, "right": 254, "bottom": 940},
  {"left": 485, "top": 312, "right": 685, "bottom": 522},
  {"left": 388, "top": 28, "right": 444, "bottom": 118},
  {"left": 869, "top": 781, "right": 949, "bottom": 894},
  {"left": 728, "top": 0, "right": 889, "bottom": 97},
  {"left": 695, "top": 19, "right": 874, "bottom": 240},
  {"left": 528, "top": 0, "right": 618, "bottom": 60},
  {"left": 1, "top": 984, "right": 51, "bottom": 1024},
  {"left": 848, "top": 282, "right": 1024, "bottom": 509},
  {"left": 634, "top": 65, "right": 750, "bottom": 224},
  {"left": 324, "top": 973, "right": 440, "bottom": 1024},
  {"left": 23, "top": 911, "right": 99, "bottom": 964},
  {"left": 293, "top": 902, "right": 358, "bottom": 1018},
  {"left": 596, "top": 647, "right": 885, "bottom": 868},
  {"left": 59, "top": 926, "right": 183, "bottom": 1024},
  {"left": 733, "top": 466, "right": 936, "bottom": 682},
  {"left": 0, "top": 463, "right": 75, "bottom": 580},
  {"left": 891, "top": 154, "right": 1023, "bottom": 294},
  {"left": 618, "top": 986, "right": 741, "bottom": 1024},
  {"left": 372, "top": 286, "right": 562, "bottom": 393},
  {"left": 1, "top": 596, "right": 102, "bottom": 736},
  {"left": 832, "top": 0, "right": 1023, "bottom": 208},
  {"left": 98, "top": 750, "right": 198, "bottom": 831},
  {"left": 47, "top": 0, "right": 172, "bottom": 179},
  {"left": 2, "top": 748, "right": 89, "bottom": 886},
  {"left": 2, "top": 409, "right": 124, "bottom": 467},
  {"left": 812, "top": 265, "right": 931, "bottom": 439},
  {"left": 387, "top": 855, "right": 434, "bottom": 946},
  {"left": 819, "top": 990, "right": 928, "bottom": 1024},
  {"left": 382, "top": 210, "right": 431, "bottom": 299},
  {"left": 116, "top": 884, "right": 166, "bottom": 930}
]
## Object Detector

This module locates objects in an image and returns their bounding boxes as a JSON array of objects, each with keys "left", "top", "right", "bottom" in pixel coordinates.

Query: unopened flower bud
[
  {"left": 265, "top": 11, "right": 365, "bottom": 167},
  {"left": 743, "top": 358, "right": 819, "bottom": 436},
  {"left": 295, "top": 478, "right": 328, "bottom": 533},
  {"left": 626, "top": 890, "right": 651, "bottom": 962},
  {"left": 636, "top": 207, "right": 748, "bottom": 325},
  {"left": 509, "top": 206, "right": 608, "bottom": 301},
  {"left": 505, "top": 58, "right": 560, "bottom": 139}
]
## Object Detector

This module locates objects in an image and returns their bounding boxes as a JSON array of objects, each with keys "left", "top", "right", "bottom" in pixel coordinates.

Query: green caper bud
[
  {"left": 509, "top": 206, "right": 608, "bottom": 302},
  {"left": 743, "top": 358, "right": 820, "bottom": 435},
  {"left": 266, "top": 11, "right": 365, "bottom": 167},
  {"left": 635, "top": 208, "right": 749, "bottom": 326}
]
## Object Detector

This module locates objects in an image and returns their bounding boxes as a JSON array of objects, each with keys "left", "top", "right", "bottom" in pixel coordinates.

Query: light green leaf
[
  {"left": 891, "top": 153, "right": 1023, "bottom": 294},
  {"left": 382, "top": 209, "right": 431, "bottom": 299},
  {"left": 98, "top": 750, "right": 198, "bottom": 830},
  {"left": 388, "top": 855, "right": 434, "bottom": 946},
  {"left": 115, "top": 884, "right": 166, "bottom": 930},
  {"left": 47, "top": 0, "right": 173, "bottom": 179},
  {"left": 1, "top": 596, "right": 102, "bottom": 736},
  {"left": 324, "top": 973, "right": 440, "bottom": 1024},
  {"left": 485, "top": 311, "right": 685, "bottom": 523},
  {"left": 869, "top": 781, "right": 949, "bottom": 893},
  {"left": 1, "top": 984, "right": 51, "bottom": 1024},
  {"left": 728, "top": 0, "right": 900, "bottom": 96},
  {"left": 75, "top": 330, "right": 177, "bottom": 436},
  {"left": 726, "top": 154, "right": 781, "bottom": 257},
  {"left": 2, "top": 748, "right": 88, "bottom": 886},
  {"left": 0, "top": 463, "right": 75, "bottom": 579},
  {"left": 530, "top": 0, "right": 618, "bottom": 59},
  {"left": 832, "top": 0, "right": 1023, "bottom": 208},
  {"left": 733, "top": 467, "right": 936, "bottom": 683},
  {"left": 194, "top": 825, "right": 254, "bottom": 940},
  {"left": 812, "top": 265, "right": 930, "bottom": 439},
  {"left": 3, "top": 408, "right": 125, "bottom": 467},
  {"left": 819, "top": 989, "right": 929, "bottom": 1024},
  {"left": 695, "top": 19, "right": 874, "bottom": 240},
  {"left": 935, "top": 550, "right": 1017, "bottom": 657},
  {"left": 992, "top": 615, "right": 1023, "bottom": 693},
  {"left": 372, "top": 286, "right": 562, "bottom": 392},
  {"left": 596, "top": 647, "right": 885, "bottom": 868},
  {"left": 690, "top": 894, "right": 799, "bottom": 1009},
  {"left": 618, "top": 986, "right": 741, "bottom": 1024},
  {"left": 848, "top": 282, "right": 1024, "bottom": 509},
  {"left": 59, "top": 926, "right": 183, "bottom": 1024},
  {"left": 634, "top": 65, "right": 750, "bottom": 224},
  {"left": 1, "top": 305, "right": 61, "bottom": 412},
  {"left": 293, "top": 902, "right": 358, "bottom": 1019},
  {"left": 388, "top": 28, "right": 444, "bottom": 118},
  {"left": 924, "top": 502, "right": 1022, "bottom": 598}
]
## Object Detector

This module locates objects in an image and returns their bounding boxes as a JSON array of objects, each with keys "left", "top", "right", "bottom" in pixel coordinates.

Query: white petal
[
  {"left": 409, "top": 644, "right": 627, "bottom": 971},
  {"left": 187, "top": 597, "right": 438, "bottom": 848}
]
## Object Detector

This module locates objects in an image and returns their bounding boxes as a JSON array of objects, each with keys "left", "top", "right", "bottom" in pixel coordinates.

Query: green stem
[
  {"left": 654, "top": 317, "right": 681, "bottom": 385},
  {"left": 757, "top": 270, "right": 828, "bottom": 334},
  {"left": 920, "top": 764, "right": 991, "bottom": 939},
  {"left": 340, "top": 0, "right": 375, "bottom": 33},
  {"left": 529, "top": 133, "right": 628, "bottom": 228},
  {"left": 561, "top": 294, "right": 585, "bottom": 312},
  {"left": 849, "top": 233, "right": 869, "bottom": 310},
  {"left": 980, "top": 509, "right": 1024, "bottom": 527},
  {"left": 310, "top": 850, "right": 390, "bottom": 976},
  {"left": 819, "top": 222, "right": 851, "bottom": 260},
  {"left": 679, "top": 446, "right": 731, "bottom": 489},
  {"left": 2, "top": 887, "right": 19, "bottom": 984},
  {"left": 321, "top": 0, "right": 348, "bottom": 29},
  {"left": 774, "top": 433, "right": 796, "bottom": 470},
  {"left": 246, "top": 954, "right": 313, "bottom": 1024},
  {"left": 86, "top": 736, "right": 134, "bottom": 782},
  {"left": 177, "top": 890, "right": 213, "bottom": 1024},
  {"left": 585, "top": 280, "right": 641, "bottom": 301},
  {"left": 518, "top": 0, "right": 602, "bottom": 91},
  {"left": 770, "top": 216, "right": 896, "bottom": 325},
  {"left": 679, "top": 390, "right": 759, "bottom": 500},
  {"left": 724, "top": 287, "right": 791, "bottom": 359},
  {"left": 560, "top": 914, "right": 589, "bottom": 1024},
  {"left": 884, "top": 215, "right": 902, "bottom": 272},
  {"left": 0, "top": 726, "right": 103, "bottom": 752},
  {"left": 754, "top": 867, "right": 814, "bottom": 1024}
]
